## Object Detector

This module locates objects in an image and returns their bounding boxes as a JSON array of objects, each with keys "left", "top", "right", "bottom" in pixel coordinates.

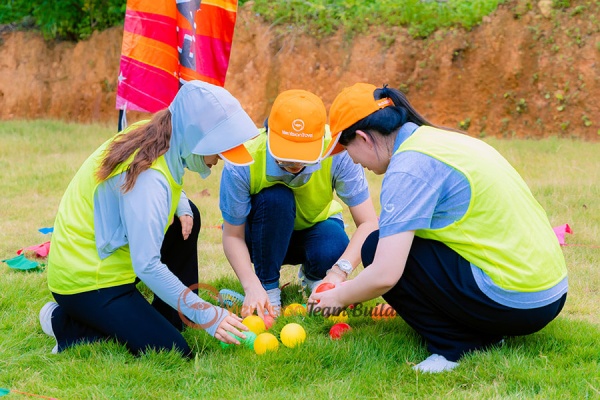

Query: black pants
[
  {"left": 51, "top": 201, "right": 201, "bottom": 357},
  {"left": 362, "top": 231, "right": 567, "bottom": 361}
]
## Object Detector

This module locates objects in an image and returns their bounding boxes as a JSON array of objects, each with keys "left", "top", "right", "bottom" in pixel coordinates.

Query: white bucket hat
[{"left": 169, "top": 80, "right": 258, "bottom": 166}]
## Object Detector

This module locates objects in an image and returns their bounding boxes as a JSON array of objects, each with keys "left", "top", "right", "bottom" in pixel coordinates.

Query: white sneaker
[
  {"left": 297, "top": 265, "right": 322, "bottom": 292},
  {"left": 39, "top": 301, "right": 59, "bottom": 354},
  {"left": 413, "top": 354, "right": 458, "bottom": 373},
  {"left": 265, "top": 287, "right": 281, "bottom": 316}
]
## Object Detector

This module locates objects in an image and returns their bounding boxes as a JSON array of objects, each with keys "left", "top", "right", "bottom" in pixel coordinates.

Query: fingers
[
  {"left": 256, "top": 303, "right": 266, "bottom": 319},
  {"left": 241, "top": 300, "right": 256, "bottom": 318},
  {"left": 229, "top": 316, "right": 249, "bottom": 332},
  {"left": 308, "top": 291, "right": 322, "bottom": 305},
  {"left": 179, "top": 215, "right": 193, "bottom": 240},
  {"left": 217, "top": 315, "right": 249, "bottom": 345}
]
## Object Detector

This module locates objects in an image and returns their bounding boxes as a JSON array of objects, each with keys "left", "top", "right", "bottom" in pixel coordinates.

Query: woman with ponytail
[
  {"left": 40, "top": 81, "right": 258, "bottom": 357},
  {"left": 311, "top": 83, "right": 568, "bottom": 373}
]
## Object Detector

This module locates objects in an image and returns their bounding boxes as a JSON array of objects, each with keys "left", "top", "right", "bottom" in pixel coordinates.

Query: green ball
[
  {"left": 220, "top": 332, "right": 238, "bottom": 349},
  {"left": 243, "top": 331, "right": 257, "bottom": 350},
  {"left": 220, "top": 341, "right": 231, "bottom": 349}
]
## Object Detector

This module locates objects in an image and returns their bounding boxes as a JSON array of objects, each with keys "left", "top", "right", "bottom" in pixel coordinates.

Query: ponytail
[
  {"left": 339, "top": 85, "right": 438, "bottom": 146},
  {"left": 96, "top": 109, "right": 172, "bottom": 192}
]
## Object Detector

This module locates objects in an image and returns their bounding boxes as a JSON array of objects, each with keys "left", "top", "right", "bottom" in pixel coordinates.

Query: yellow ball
[
  {"left": 280, "top": 323, "right": 307, "bottom": 348},
  {"left": 242, "top": 315, "right": 266, "bottom": 335},
  {"left": 328, "top": 310, "right": 349, "bottom": 323},
  {"left": 283, "top": 303, "right": 307, "bottom": 317},
  {"left": 254, "top": 332, "right": 279, "bottom": 355}
]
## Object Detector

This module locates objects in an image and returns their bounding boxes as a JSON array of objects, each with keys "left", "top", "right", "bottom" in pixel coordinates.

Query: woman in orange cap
[
  {"left": 40, "top": 81, "right": 257, "bottom": 357},
  {"left": 311, "top": 83, "right": 567, "bottom": 373},
  {"left": 219, "top": 89, "right": 378, "bottom": 317}
]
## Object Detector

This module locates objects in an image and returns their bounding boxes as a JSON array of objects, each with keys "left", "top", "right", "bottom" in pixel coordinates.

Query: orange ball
[{"left": 371, "top": 303, "right": 397, "bottom": 320}]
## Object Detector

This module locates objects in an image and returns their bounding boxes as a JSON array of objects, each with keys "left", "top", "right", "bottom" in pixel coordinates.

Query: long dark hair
[
  {"left": 96, "top": 109, "right": 172, "bottom": 192},
  {"left": 338, "top": 85, "right": 437, "bottom": 146}
]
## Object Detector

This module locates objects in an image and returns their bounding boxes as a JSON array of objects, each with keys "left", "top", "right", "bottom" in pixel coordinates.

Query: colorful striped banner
[{"left": 116, "top": 0, "right": 238, "bottom": 113}]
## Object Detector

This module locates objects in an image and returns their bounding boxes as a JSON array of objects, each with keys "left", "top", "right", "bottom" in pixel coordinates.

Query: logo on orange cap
[
  {"left": 292, "top": 119, "right": 305, "bottom": 131},
  {"left": 268, "top": 90, "right": 327, "bottom": 164}
]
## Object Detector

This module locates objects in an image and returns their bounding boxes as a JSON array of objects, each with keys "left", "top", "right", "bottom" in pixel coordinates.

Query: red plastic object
[
  {"left": 329, "top": 323, "right": 352, "bottom": 340},
  {"left": 315, "top": 282, "right": 335, "bottom": 293}
]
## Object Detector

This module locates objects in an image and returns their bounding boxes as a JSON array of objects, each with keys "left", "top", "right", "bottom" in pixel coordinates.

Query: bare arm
[
  {"left": 222, "top": 221, "right": 274, "bottom": 318},
  {"left": 310, "top": 230, "right": 415, "bottom": 309}
]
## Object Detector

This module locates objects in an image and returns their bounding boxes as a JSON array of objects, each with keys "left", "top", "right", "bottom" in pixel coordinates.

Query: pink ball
[{"left": 263, "top": 313, "right": 275, "bottom": 330}]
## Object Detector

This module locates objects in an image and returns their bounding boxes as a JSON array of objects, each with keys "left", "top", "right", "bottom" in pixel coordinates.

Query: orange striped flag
[{"left": 116, "top": 0, "right": 238, "bottom": 113}]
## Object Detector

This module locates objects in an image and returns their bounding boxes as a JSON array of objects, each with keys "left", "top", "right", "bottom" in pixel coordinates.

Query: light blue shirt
[
  {"left": 220, "top": 151, "right": 371, "bottom": 226},
  {"left": 89, "top": 126, "right": 227, "bottom": 337},
  {"left": 379, "top": 123, "right": 566, "bottom": 309}
]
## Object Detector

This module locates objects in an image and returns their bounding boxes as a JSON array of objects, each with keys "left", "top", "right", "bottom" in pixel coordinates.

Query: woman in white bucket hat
[{"left": 40, "top": 81, "right": 258, "bottom": 357}]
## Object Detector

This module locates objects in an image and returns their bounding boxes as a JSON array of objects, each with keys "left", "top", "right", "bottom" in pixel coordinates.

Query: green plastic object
[{"left": 2, "top": 254, "right": 40, "bottom": 270}]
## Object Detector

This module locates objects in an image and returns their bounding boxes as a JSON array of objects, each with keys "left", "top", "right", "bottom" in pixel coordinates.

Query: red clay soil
[{"left": 0, "top": 0, "right": 598, "bottom": 141}]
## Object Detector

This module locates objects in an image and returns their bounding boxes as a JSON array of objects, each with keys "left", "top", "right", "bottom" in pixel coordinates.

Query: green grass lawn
[{"left": 0, "top": 120, "right": 599, "bottom": 399}]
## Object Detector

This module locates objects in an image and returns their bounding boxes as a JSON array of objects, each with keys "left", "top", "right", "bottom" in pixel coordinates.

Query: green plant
[
  {"left": 516, "top": 98, "right": 528, "bottom": 113},
  {"left": 570, "top": 5, "right": 586, "bottom": 16},
  {"left": 2, "top": 0, "right": 126, "bottom": 40},
  {"left": 459, "top": 117, "right": 471, "bottom": 130},
  {"left": 0, "top": 0, "right": 35, "bottom": 24},
  {"left": 581, "top": 114, "right": 592, "bottom": 127},
  {"left": 251, "top": 0, "right": 507, "bottom": 39},
  {"left": 555, "top": 91, "right": 567, "bottom": 111},
  {"left": 552, "top": 0, "right": 571, "bottom": 9}
]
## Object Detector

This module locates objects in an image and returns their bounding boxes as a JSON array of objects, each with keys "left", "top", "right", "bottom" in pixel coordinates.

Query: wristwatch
[{"left": 334, "top": 259, "right": 353, "bottom": 276}]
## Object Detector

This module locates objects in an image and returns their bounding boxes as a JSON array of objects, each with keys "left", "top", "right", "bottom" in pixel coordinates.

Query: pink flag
[
  {"left": 552, "top": 224, "right": 572, "bottom": 246},
  {"left": 17, "top": 241, "right": 51, "bottom": 257}
]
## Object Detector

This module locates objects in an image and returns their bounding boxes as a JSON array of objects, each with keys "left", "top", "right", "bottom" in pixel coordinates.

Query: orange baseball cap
[
  {"left": 325, "top": 83, "right": 393, "bottom": 157},
  {"left": 267, "top": 90, "right": 327, "bottom": 164},
  {"left": 219, "top": 144, "right": 254, "bottom": 166}
]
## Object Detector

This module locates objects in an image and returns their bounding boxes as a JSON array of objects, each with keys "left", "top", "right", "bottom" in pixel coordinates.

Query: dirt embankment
[{"left": 0, "top": 1, "right": 599, "bottom": 140}]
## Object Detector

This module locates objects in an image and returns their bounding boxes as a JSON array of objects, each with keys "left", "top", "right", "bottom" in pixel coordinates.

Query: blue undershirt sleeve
[
  {"left": 219, "top": 164, "right": 252, "bottom": 226},
  {"left": 176, "top": 190, "right": 193, "bottom": 217},
  {"left": 331, "top": 153, "right": 371, "bottom": 207}
]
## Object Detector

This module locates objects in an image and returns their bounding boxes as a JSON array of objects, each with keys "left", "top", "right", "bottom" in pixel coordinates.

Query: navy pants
[
  {"left": 245, "top": 185, "right": 350, "bottom": 290},
  {"left": 50, "top": 201, "right": 201, "bottom": 357},
  {"left": 362, "top": 231, "right": 567, "bottom": 361}
]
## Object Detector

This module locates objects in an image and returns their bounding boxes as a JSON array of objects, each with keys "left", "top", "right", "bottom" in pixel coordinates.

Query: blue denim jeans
[{"left": 245, "top": 185, "right": 349, "bottom": 290}]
